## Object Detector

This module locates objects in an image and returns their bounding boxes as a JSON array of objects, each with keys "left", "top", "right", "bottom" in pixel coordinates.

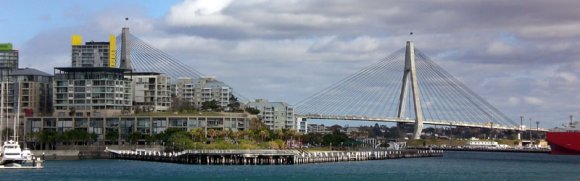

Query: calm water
[{"left": 2, "top": 151, "right": 579, "bottom": 180}]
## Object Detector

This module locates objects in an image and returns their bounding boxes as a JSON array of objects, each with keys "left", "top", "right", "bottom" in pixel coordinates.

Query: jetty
[
  {"left": 105, "top": 148, "right": 443, "bottom": 165},
  {"left": 409, "top": 146, "right": 550, "bottom": 154}
]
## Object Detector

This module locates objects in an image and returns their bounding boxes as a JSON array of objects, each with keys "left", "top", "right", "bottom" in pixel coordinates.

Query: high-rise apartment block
[
  {"left": 53, "top": 35, "right": 131, "bottom": 117},
  {"left": 71, "top": 35, "right": 116, "bottom": 68},
  {"left": 53, "top": 67, "right": 132, "bottom": 117},
  {"left": 11, "top": 68, "right": 53, "bottom": 117},
  {"left": 0, "top": 43, "right": 18, "bottom": 81},
  {"left": 176, "top": 76, "right": 232, "bottom": 110},
  {"left": 127, "top": 72, "right": 171, "bottom": 112}
]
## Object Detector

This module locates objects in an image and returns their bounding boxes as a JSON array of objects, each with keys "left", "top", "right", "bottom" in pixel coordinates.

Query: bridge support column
[{"left": 396, "top": 41, "right": 423, "bottom": 139}]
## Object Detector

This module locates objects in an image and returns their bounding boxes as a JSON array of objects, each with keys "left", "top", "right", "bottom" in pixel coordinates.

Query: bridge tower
[
  {"left": 396, "top": 41, "right": 423, "bottom": 139},
  {"left": 120, "top": 27, "right": 132, "bottom": 69}
]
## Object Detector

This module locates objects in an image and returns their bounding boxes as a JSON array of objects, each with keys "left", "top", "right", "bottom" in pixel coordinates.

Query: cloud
[
  {"left": 486, "top": 41, "right": 514, "bottom": 56},
  {"left": 508, "top": 97, "right": 520, "bottom": 106},
  {"left": 165, "top": 0, "right": 242, "bottom": 27},
  {"left": 524, "top": 97, "right": 544, "bottom": 105},
  {"left": 15, "top": 0, "right": 580, "bottom": 128}
]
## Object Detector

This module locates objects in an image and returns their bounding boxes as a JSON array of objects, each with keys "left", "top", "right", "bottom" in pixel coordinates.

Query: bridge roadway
[{"left": 298, "top": 114, "right": 549, "bottom": 132}]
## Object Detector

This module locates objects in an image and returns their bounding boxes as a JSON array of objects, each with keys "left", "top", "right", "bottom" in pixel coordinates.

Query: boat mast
[
  {"left": 14, "top": 82, "right": 20, "bottom": 142},
  {"left": 0, "top": 81, "right": 3, "bottom": 144}
]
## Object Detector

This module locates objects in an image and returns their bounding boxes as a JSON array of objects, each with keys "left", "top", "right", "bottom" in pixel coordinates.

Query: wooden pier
[{"left": 106, "top": 149, "right": 443, "bottom": 165}]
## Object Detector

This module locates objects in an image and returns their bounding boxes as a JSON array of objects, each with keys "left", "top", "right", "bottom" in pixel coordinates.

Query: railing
[{"left": 297, "top": 114, "right": 549, "bottom": 132}]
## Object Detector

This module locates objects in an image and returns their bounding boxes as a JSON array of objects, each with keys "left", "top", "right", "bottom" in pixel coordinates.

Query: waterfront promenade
[{"left": 106, "top": 149, "right": 443, "bottom": 165}]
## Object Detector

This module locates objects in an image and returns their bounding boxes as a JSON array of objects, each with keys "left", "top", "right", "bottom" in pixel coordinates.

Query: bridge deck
[{"left": 298, "top": 114, "right": 548, "bottom": 132}]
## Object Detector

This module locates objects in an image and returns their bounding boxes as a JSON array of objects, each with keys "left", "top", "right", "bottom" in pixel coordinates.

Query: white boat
[
  {"left": 0, "top": 140, "right": 26, "bottom": 165},
  {"left": 0, "top": 81, "right": 37, "bottom": 166}
]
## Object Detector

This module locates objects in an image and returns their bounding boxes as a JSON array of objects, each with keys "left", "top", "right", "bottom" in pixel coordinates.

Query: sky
[{"left": 2, "top": 0, "right": 579, "bottom": 128}]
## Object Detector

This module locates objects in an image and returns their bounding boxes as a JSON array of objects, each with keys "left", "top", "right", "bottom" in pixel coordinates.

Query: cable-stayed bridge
[
  {"left": 113, "top": 28, "right": 547, "bottom": 138},
  {"left": 114, "top": 28, "right": 248, "bottom": 101},
  {"left": 294, "top": 41, "right": 547, "bottom": 138}
]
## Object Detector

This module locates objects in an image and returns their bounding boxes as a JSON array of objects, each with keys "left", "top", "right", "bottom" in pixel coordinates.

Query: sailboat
[{"left": 0, "top": 81, "right": 32, "bottom": 165}]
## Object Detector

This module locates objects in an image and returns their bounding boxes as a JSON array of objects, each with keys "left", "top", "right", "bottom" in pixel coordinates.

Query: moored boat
[
  {"left": 0, "top": 140, "right": 26, "bottom": 165},
  {"left": 546, "top": 121, "right": 580, "bottom": 155}
]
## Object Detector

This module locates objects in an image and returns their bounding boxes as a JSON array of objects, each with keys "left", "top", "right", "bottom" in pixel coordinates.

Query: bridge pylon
[{"left": 397, "top": 41, "right": 423, "bottom": 139}]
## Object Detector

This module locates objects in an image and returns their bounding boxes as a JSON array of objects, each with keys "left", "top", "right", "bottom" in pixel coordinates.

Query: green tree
[
  {"left": 201, "top": 100, "right": 221, "bottom": 111},
  {"left": 322, "top": 131, "right": 351, "bottom": 147},
  {"left": 106, "top": 129, "right": 119, "bottom": 144},
  {"left": 168, "top": 131, "right": 194, "bottom": 151},
  {"left": 190, "top": 128, "right": 204, "bottom": 142},
  {"left": 274, "top": 129, "right": 284, "bottom": 139},
  {"left": 245, "top": 107, "right": 260, "bottom": 115},
  {"left": 227, "top": 95, "right": 241, "bottom": 112},
  {"left": 259, "top": 130, "right": 269, "bottom": 142},
  {"left": 128, "top": 132, "right": 142, "bottom": 145},
  {"left": 207, "top": 129, "right": 218, "bottom": 142}
]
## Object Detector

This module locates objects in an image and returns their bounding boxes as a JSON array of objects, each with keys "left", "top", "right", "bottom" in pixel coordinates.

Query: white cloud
[
  {"left": 508, "top": 97, "right": 520, "bottom": 106},
  {"left": 165, "top": 0, "right": 244, "bottom": 27},
  {"left": 556, "top": 72, "right": 578, "bottom": 83},
  {"left": 486, "top": 41, "right": 514, "bottom": 56},
  {"left": 524, "top": 97, "right": 544, "bottom": 105},
  {"left": 519, "top": 23, "right": 580, "bottom": 39},
  {"left": 16, "top": 0, "right": 580, "bottom": 128}
]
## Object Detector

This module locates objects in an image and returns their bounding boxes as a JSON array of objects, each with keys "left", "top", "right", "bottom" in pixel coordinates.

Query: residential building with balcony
[
  {"left": 176, "top": 76, "right": 232, "bottom": 110},
  {"left": 126, "top": 72, "right": 171, "bottom": 112},
  {"left": 53, "top": 67, "right": 132, "bottom": 117},
  {"left": 246, "top": 99, "right": 295, "bottom": 130}
]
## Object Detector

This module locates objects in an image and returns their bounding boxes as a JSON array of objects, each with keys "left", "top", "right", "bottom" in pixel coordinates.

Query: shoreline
[{"left": 409, "top": 146, "right": 550, "bottom": 154}]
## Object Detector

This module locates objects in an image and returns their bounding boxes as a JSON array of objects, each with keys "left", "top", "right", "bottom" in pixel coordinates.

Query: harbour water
[{"left": 3, "top": 151, "right": 579, "bottom": 180}]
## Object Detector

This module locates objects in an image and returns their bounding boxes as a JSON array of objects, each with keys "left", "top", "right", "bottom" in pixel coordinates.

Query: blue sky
[
  {"left": 2, "top": 0, "right": 580, "bottom": 128},
  {"left": 1, "top": 0, "right": 179, "bottom": 46}
]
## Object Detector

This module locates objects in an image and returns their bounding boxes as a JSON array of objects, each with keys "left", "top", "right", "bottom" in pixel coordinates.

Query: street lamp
[
  {"left": 536, "top": 121, "right": 540, "bottom": 139},
  {"left": 520, "top": 116, "right": 523, "bottom": 131},
  {"left": 529, "top": 118, "right": 532, "bottom": 140}
]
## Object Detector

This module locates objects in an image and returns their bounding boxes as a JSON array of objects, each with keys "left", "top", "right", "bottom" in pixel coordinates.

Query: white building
[
  {"left": 176, "top": 76, "right": 232, "bottom": 110},
  {"left": 127, "top": 72, "right": 171, "bottom": 112},
  {"left": 247, "top": 99, "right": 295, "bottom": 130}
]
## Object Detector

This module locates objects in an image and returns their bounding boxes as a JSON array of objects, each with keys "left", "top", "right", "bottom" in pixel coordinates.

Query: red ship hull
[{"left": 546, "top": 132, "right": 580, "bottom": 155}]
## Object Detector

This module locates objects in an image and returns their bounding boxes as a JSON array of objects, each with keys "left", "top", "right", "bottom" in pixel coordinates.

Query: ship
[{"left": 546, "top": 121, "right": 580, "bottom": 155}]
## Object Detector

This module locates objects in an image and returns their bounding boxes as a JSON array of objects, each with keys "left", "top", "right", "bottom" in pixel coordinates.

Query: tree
[
  {"left": 274, "top": 129, "right": 284, "bottom": 139},
  {"left": 259, "top": 130, "right": 269, "bottom": 142},
  {"left": 303, "top": 133, "right": 324, "bottom": 146},
  {"left": 190, "top": 128, "right": 204, "bottom": 142},
  {"left": 128, "top": 132, "right": 142, "bottom": 145},
  {"left": 201, "top": 100, "right": 221, "bottom": 111},
  {"left": 227, "top": 95, "right": 241, "bottom": 112},
  {"left": 207, "top": 129, "right": 218, "bottom": 141},
  {"left": 372, "top": 123, "right": 382, "bottom": 138},
  {"left": 329, "top": 125, "right": 343, "bottom": 132},
  {"left": 156, "top": 128, "right": 185, "bottom": 143},
  {"left": 106, "top": 129, "right": 119, "bottom": 144},
  {"left": 249, "top": 117, "right": 267, "bottom": 130},
  {"left": 322, "top": 131, "right": 352, "bottom": 147},
  {"left": 245, "top": 107, "right": 260, "bottom": 115},
  {"left": 169, "top": 96, "right": 196, "bottom": 113},
  {"left": 168, "top": 131, "right": 194, "bottom": 151}
]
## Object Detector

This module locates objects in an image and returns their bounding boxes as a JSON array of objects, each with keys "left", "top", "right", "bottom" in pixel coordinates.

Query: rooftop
[
  {"left": 11, "top": 68, "right": 52, "bottom": 77},
  {"left": 55, "top": 67, "right": 131, "bottom": 73}
]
